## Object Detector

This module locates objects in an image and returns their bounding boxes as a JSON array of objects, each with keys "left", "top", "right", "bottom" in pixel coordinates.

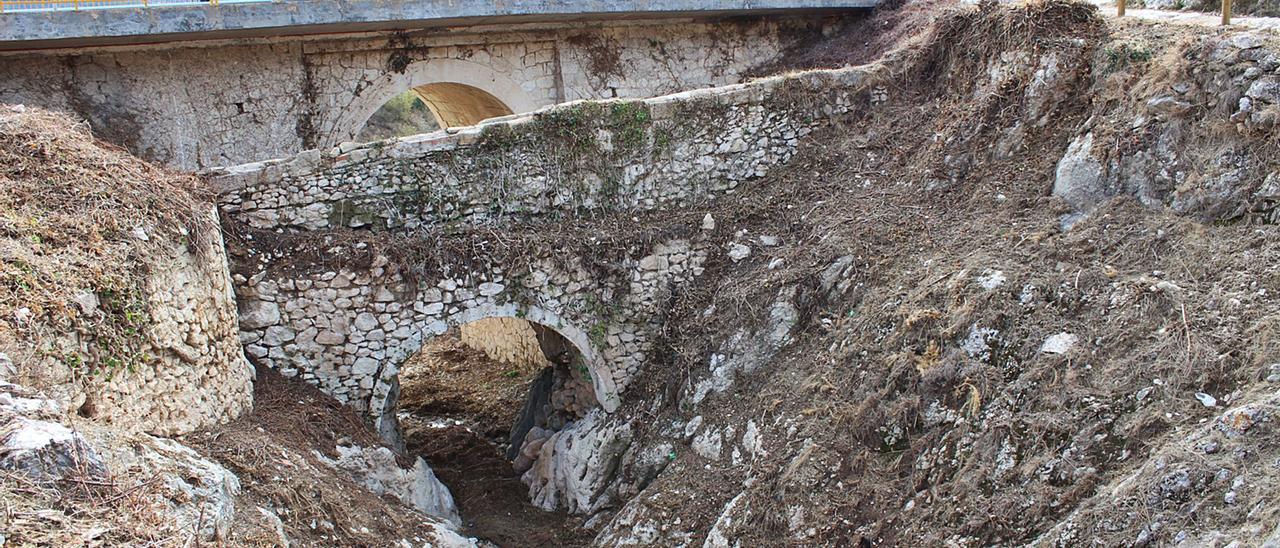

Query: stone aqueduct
[{"left": 213, "top": 67, "right": 867, "bottom": 431}]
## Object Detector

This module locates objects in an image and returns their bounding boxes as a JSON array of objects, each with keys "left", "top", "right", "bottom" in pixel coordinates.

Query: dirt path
[
  {"left": 398, "top": 331, "right": 593, "bottom": 547},
  {"left": 1085, "top": 0, "right": 1280, "bottom": 28},
  {"left": 402, "top": 418, "right": 594, "bottom": 547}
]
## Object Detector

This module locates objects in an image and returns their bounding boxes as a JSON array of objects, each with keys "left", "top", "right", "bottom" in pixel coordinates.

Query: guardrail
[
  {"left": 0, "top": 0, "right": 265, "bottom": 12},
  {"left": 1115, "top": 0, "right": 1234, "bottom": 24}
]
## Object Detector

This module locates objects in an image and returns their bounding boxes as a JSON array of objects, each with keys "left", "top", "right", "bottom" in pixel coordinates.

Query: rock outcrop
[{"left": 316, "top": 445, "right": 461, "bottom": 525}]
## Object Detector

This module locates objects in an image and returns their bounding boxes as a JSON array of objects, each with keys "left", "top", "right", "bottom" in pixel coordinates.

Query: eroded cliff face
[{"left": 0, "top": 106, "right": 252, "bottom": 436}]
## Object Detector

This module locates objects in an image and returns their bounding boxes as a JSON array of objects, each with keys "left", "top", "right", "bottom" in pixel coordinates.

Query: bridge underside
[{"left": 0, "top": 1, "right": 875, "bottom": 51}]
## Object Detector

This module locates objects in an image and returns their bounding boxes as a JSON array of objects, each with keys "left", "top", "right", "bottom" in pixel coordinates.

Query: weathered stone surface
[
  {"left": 0, "top": 16, "right": 843, "bottom": 169},
  {"left": 523, "top": 410, "right": 633, "bottom": 514},
  {"left": 1053, "top": 132, "right": 1108, "bottom": 212},
  {"left": 316, "top": 445, "right": 461, "bottom": 525},
  {"left": 116, "top": 436, "right": 243, "bottom": 540},
  {"left": 80, "top": 206, "right": 253, "bottom": 437},
  {"left": 2, "top": 383, "right": 242, "bottom": 541},
  {"left": 239, "top": 300, "right": 282, "bottom": 330},
  {"left": 0, "top": 415, "right": 108, "bottom": 481},
  {"left": 690, "top": 287, "right": 800, "bottom": 405},
  {"left": 1040, "top": 332, "right": 1078, "bottom": 355}
]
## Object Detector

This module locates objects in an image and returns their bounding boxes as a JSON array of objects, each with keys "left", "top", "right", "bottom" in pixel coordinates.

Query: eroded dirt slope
[{"left": 587, "top": 2, "right": 1280, "bottom": 545}]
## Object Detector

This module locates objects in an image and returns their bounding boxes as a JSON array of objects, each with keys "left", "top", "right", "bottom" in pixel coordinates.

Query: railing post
[
  {"left": 1117, "top": 0, "right": 1125, "bottom": 17},
  {"left": 1222, "top": 0, "right": 1233, "bottom": 24}
]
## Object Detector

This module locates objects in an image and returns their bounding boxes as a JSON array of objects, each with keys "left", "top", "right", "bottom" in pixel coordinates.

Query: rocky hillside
[{"left": 568, "top": 2, "right": 1280, "bottom": 545}]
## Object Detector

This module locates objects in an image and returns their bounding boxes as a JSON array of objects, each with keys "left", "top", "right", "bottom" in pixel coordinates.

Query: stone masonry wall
[
  {"left": 233, "top": 239, "right": 706, "bottom": 432},
  {"left": 0, "top": 16, "right": 842, "bottom": 170},
  {"left": 213, "top": 69, "right": 865, "bottom": 232},
  {"left": 114, "top": 212, "right": 254, "bottom": 436},
  {"left": 459, "top": 318, "right": 547, "bottom": 370},
  {"left": 27, "top": 206, "right": 255, "bottom": 437}
]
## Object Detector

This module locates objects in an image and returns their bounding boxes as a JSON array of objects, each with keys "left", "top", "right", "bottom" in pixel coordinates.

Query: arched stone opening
[
  {"left": 335, "top": 58, "right": 542, "bottom": 146},
  {"left": 369, "top": 301, "right": 620, "bottom": 445},
  {"left": 354, "top": 83, "right": 516, "bottom": 142},
  {"left": 388, "top": 314, "right": 601, "bottom": 543},
  {"left": 390, "top": 315, "right": 601, "bottom": 447}
]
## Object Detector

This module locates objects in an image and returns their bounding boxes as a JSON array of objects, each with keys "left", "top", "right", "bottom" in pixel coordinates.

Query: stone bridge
[
  {"left": 211, "top": 67, "right": 867, "bottom": 434},
  {"left": 0, "top": 0, "right": 874, "bottom": 169}
]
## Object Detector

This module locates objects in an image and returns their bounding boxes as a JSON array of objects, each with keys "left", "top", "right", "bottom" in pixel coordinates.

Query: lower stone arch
[
  {"left": 333, "top": 58, "right": 543, "bottom": 147},
  {"left": 373, "top": 301, "right": 619, "bottom": 445}
]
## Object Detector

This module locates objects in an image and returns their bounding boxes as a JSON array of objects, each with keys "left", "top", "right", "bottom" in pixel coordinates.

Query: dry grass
[
  {"left": 0, "top": 106, "right": 217, "bottom": 384},
  {"left": 0, "top": 467, "right": 180, "bottom": 546},
  {"left": 599, "top": 2, "right": 1280, "bottom": 545},
  {"left": 183, "top": 365, "right": 446, "bottom": 546}
]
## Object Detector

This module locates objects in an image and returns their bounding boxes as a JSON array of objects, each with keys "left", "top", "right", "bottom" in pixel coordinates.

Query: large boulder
[
  {"left": 316, "top": 445, "right": 461, "bottom": 525},
  {"left": 523, "top": 409, "right": 634, "bottom": 514}
]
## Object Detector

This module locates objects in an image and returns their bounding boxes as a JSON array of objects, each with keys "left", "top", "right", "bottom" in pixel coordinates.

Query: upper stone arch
[{"left": 335, "top": 58, "right": 543, "bottom": 146}]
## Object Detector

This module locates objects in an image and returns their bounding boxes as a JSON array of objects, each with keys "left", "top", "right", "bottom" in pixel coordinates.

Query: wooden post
[
  {"left": 1222, "top": 0, "right": 1233, "bottom": 24},
  {"left": 1117, "top": 0, "right": 1126, "bottom": 17}
]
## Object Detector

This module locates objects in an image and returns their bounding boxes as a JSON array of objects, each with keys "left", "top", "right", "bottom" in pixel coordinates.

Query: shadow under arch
[
  {"left": 412, "top": 82, "right": 514, "bottom": 128},
  {"left": 335, "top": 58, "right": 542, "bottom": 147},
  {"left": 375, "top": 301, "right": 619, "bottom": 446}
]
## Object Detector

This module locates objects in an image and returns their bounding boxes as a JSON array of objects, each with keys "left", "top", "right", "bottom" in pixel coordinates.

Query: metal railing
[
  {"left": 0, "top": 0, "right": 266, "bottom": 13},
  {"left": 1116, "top": 0, "right": 1235, "bottom": 24}
]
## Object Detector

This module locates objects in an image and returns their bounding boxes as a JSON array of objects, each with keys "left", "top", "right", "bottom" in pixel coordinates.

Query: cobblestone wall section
[
  {"left": 213, "top": 68, "right": 865, "bottom": 231},
  {"left": 234, "top": 239, "right": 705, "bottom": 429},
  {"left": 51, "top": 207, "right": 254, "bottom": 436}
]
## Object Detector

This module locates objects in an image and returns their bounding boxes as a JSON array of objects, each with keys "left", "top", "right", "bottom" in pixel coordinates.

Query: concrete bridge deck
[{"left": 0, "top": 0, "right": 877, "bottom": 51}]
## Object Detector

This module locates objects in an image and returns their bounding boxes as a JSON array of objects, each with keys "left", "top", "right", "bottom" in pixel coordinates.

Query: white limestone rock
[
  {"left": 239, "top": 300, "right": 282, "bottom": 330},
  {"left": 692, "top": 427, "right": 724, "bottom": 460},
  {"left": 702, "top": 213, "right": 717, "bottom": 230},
  {"left": 523, "top": 409, "right": 633, "bottom": 514},
  {"left": 704, "top": 493, "right": 747, "bottom": 548},
  {"left": 1053, "top": 132, "right": 1109, "bottom": 213},
  {"left": 0, "top": 415, "right": 108, "bottom": 480},
  {"left": 316, "top": 445, "right": 461, "bottom": 525},
  {"left": 977, "top": 269, "right": 1007, "bottom": 290},
  {"left": 118, "top": 436, "right": 243, "bottom": 540},
  {"left": 1040, "top": 333, "right": 1079, "bottom": 355}
]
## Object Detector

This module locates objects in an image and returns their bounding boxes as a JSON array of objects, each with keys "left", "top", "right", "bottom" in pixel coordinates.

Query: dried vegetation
[{"left": 0, "top": 107, "right": 217, "bottom": 384}]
